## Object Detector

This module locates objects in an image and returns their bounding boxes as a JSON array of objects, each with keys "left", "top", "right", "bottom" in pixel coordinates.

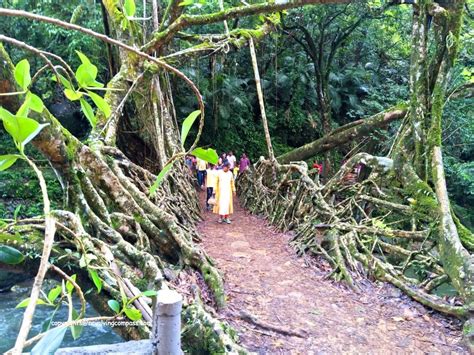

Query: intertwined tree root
[
  {"left": 1, "top": 144, "right": 241, "bottom": 352},
  {"left": 238, "top": 154, "right": 471, "bottom": 319}
]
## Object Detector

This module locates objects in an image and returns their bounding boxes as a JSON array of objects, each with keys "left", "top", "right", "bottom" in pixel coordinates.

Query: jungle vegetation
[{"left": 0, "top": 0, "right": 473, "bottom": 353}]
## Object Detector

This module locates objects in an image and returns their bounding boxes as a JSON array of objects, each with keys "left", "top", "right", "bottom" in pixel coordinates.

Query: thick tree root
[
  {"left": 1, "top": 144, "right": 232, "bottom": 347},
  {"left": 238, "top": 155, "right": 470, "bottom": 319}
]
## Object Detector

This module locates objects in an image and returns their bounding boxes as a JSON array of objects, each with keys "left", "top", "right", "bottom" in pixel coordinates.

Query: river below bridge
[{"left": 0, "top": 280, "right": 122, "bottom": 353}]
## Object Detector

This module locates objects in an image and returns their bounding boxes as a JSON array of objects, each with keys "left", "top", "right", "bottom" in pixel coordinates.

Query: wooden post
[{"left": 152, "top": 289, "right": 183, "bottom": 355}]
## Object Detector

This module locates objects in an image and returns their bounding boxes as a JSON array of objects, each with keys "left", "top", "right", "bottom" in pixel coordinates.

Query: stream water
[{"left": 0, "top": 280, "right": 123, "bottom": 353}]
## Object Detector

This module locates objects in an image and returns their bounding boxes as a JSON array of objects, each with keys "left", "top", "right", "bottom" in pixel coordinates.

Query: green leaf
[
  {"left": 180, "top": 110, "right": 201, "bottom": 146},
  {"left": 0, "top": 245, "right": 25, "bottom": 264},
  {"left": 191, "top": 147, "right": 219, "bottom": 165},
  {"left": 142, "top": 290, "right": 157, "bottom": 297},
  {"left": 87, "top": 90, "right": 111, "bottom": 118},
  {"left": 0, "top": 154, "right": 21, "bottom": 171},
  {"left": 179, "top": 0, "right": 194, "bottom": 6},
  {"left": 108, "top": 299, "right": 121, "bottom": 314},
  {"left": 86, "top": 80, "right": 104, "bottom": 88},
  {"left": 16, "top": 297, "right": 47, "bottom": 308},
  {"left": 48, "top": 286, "right": 62, "bottom": 303},
  {"left": 149, "top": 161, "right": 175, "bottom": 196},
  {"left": 14, "top": 59, "right": 31, "bottom": 90},
  {"left": 124, "top": 0, "right": 136, "bottom": 17},
  {"left": 64, "top": 89, "right": 83, "bottom": 101},
  {"left": 66, "top": 274, "right": 77, "bottom": 294},
  {"left": 75, "top": 63, "right": 98, "bottom": 88},
  {"left": 26, "top": 92, "right": 44, "bottom": 113},
  {"left": 0, "top": 112, "right": 48, "bottom": 150},
  {"left": 31, "top": 326, "right": 67, "bottom": 355},
  {"left": 75, "top": 50, "right": 92, "bottom": 66},
  {"left": 13, "top": 205, "right": 22, "bottom": 220},
  {"left": 51, "top": 73, "right": 73, "bottom": 90},
  {"left": 80, "top": 98, "right": 96, "bottom": 127},
  {"left": 88, "top": 269, "right": 102, "bottom": 293},
  {"left": 124, "top": 306, "right": 142, "bottom": 321},
  {"left": 70, "top": 308, "right": 83, "bottom": 340}
]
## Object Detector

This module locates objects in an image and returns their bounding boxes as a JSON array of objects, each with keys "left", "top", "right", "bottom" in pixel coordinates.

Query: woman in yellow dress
[{"left": 213, "top": 161, "right": 236, "bottom": 224}]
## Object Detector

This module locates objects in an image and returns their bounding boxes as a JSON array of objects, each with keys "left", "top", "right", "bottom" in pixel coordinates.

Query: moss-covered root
[
  {"left": 463, "top": 317, "right": 474, "bottom": 353},
  {"left": 182, "top": 303, "right": 247, "bottom": 354}
]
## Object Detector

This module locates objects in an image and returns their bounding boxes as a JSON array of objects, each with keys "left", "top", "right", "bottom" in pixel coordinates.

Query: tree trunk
[
  {"left": 249, "top": 37, "right": 275, "bottom": 160},
  {"left": 277, "top": 105, "right": 407, "bottom": 163}
]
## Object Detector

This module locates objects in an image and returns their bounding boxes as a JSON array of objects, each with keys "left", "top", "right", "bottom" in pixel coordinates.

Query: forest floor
[{"left": 197, "top": 192, "right": 467, "bottom": 354}]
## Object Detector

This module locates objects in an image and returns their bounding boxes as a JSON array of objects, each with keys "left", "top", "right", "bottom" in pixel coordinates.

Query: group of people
[{"left": 185, "top": 152, "right": 251, "bottom": 224}]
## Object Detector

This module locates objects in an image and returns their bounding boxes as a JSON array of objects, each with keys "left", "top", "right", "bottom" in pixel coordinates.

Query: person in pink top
[{"left": 239, "top": 153, "right": 250, "bottom": 172}]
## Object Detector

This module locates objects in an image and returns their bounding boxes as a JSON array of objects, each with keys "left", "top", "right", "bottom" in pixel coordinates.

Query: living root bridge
[{"left": 237, "top": 155, "right": 470, "bottom": 319}]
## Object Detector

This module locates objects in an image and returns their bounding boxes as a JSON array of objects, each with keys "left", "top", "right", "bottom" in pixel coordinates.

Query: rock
[
  {"left": 0, "top": 271, "right": 30, "bottom": 292},
  {"left": 231, "top": 241, "right": 250, "bottom": 249}
]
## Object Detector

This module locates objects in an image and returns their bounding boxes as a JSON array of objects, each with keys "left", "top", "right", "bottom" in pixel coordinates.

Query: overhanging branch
[
  {"left": 143, "top": 0, "right": 353, "bottom": 52},
  {"left": 277, "top": 105, "right": 408, "bottom": 163}
]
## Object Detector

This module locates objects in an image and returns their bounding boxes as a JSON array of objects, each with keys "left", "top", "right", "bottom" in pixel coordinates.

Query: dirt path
[{"left": 197, "top": 193, "right": 466, "bottom": 354}]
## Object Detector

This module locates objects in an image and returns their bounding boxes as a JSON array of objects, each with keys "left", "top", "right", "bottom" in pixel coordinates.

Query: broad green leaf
[
  {"left": 0, "top": 107, "right": 15, "bottom": 123},
  {"left": 16, "top": 297, "right": 47, "bottom": 308},
  {"left": 108, "top": 299, "right": 121, "bottom": 314},
  {"left": 1, "top": 114, "right": 48, "bottom": 150},
  {"left": 51, "top": 73, "right": 73, "bottom": 90},
  {"left": 31, "top": 326, "right": 67, "bottom": 355},
  {"left": 124, "top": 0, "right": 136, "bottom": 17},
  {"left": 14, "top": 59, "right": 31, "bottom": 90},
  {"left": 142, "top": 290, "right": 158, "bottom": 297},
  {"left": 88, "top": 269, "right": 102, "bottom": 293},
  {"left": 26, "top": 92, "right": 44, "bottom": 113},
  {"left": 66, "top": 274, "right": 77, "bottom": 294},
  {"left": 80, "top": 98, "right": 96, "bottom": 127},
  {"left": 87, "top": 90, "right": 111, "bottom": 118},
  {"left": 75, "top": 50, "right": 92, "bottom": 66},
  {"left": 0, "top": 245, "right": 25, "bottom": 264},
  {"left": 180, "top": 110, "right": 201, "bottom": 146},
  {"left": 48, "top": 286, "right": 62, "bottom": 303},
  {"left": 75, "top": 63, "right": 98, "bottom": 88},
  {"left": 124, "top": 306, "right": 142, "bottom": 321},
  {"left": 149, "top": 161, "right": 175, "bottom": 196},
  {"left": 70, "top": 308, "right": 83, "bottom": 340},
  {"left": 191, "top": 147, "right": 219, "bottom": 165},
  {"left": 179, "top": 0, "right": 194, "bottom": 6},
  {"left": 18, "top": 92, "right": 44, "bottom": 115},
  {"left": 64, "top": 88, "right": 83, "bottom": 101},
  {"left": 0, "top": 154, "right": 21, "bottom": 171}
]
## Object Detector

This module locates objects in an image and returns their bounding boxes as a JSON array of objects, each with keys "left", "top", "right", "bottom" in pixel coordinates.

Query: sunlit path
[{"left": 198, "top": 194, "right": 466, "bottom": 354}]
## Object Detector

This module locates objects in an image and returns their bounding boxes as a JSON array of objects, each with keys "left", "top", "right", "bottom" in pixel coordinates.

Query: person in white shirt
[
  {"left": 227, "top": 151, "right": 236, "bottom": 170},
  {"left": 205, "top": 164, "right": 218, "bottom": 211}
]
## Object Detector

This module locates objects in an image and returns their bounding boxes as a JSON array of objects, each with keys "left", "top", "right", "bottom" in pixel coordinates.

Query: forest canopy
[{"left": 0, "top": 0, "right": 473, "bottom": 353}]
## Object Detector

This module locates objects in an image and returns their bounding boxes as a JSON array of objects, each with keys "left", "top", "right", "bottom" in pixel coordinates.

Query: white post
[{"left": 152, "top": 289, "right": 183, "bottom": 355}]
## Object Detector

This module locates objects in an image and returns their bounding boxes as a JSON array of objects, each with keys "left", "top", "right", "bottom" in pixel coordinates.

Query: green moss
[
  {"left": 181, "top": 304, "right": 244, "bottom": 354},
  {"left": 452, "top": 210, "right": 474, "bottom": 252},
  {"left": 429, "top": 84, "right": 443, "bottom": 148},
  {"left": 404, "top": 180, "right": 438, "bottom": 219},
  {"left": 201, "top": 263, "right": 225, "bottom": 308}
]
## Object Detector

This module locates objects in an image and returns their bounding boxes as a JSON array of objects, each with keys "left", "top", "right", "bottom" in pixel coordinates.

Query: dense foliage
[{"left": 0, "top": 1, "right": 472, "bottom": 227}]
